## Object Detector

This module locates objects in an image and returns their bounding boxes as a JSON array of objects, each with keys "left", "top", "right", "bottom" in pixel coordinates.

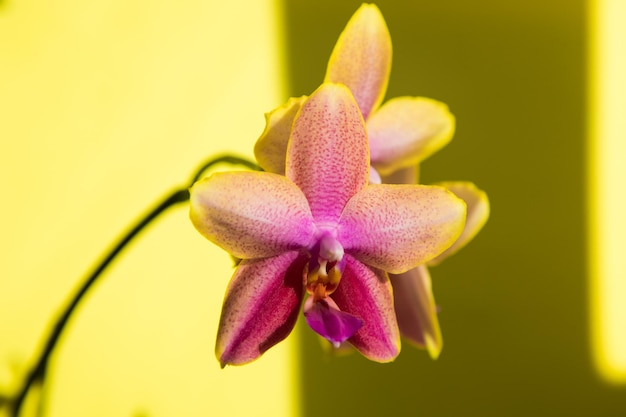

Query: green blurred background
[{"left": 287, "top": 1, "right": 626, "bottom": 415}]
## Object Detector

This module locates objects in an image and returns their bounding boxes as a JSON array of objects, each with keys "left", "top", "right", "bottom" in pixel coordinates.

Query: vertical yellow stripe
[{"left": 589, "top": 0, "right": 626, "bottom": 384}]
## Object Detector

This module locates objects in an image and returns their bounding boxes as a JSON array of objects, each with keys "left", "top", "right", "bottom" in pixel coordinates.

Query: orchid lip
[
  {"left": 302, "top": 233, "right": 360, "bottom": 346},
  {"left": 304, "top": 295, "right": 363, "bottom": 347}
]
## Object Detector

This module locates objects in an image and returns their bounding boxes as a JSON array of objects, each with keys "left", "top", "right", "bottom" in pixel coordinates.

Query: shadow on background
[{"left": 286, "top": 0, "right": 626, "bottom": 415}]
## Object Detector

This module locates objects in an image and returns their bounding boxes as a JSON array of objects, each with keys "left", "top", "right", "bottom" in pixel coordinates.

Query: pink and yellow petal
[
  {"left": 216, "top": 251, "right": 308, "bottom": 366},
  {"left": 428, "top": 182, "right": 490, "bottom": 266},
  {"left": 286, "top": 83, "right": 369, "bottom": 224},
  {"left": 190, "top": 171, "right": 316, "bottom": 260},
  {"left": 254, "top": 96, "right": 307, "bottom": 174},
  {"left": 338, "top": 184, "right": 466, "bottom": 274},
  {"left": 390, "top": 265, "right": 443, "bottom": 359},
  {"left": 331, "top": 255, "right": 400, "bottom": 362},
  {"left": 368, "top": 97, "right": 455, "bottom": 176},
  {"left": 324, "top": 3, "right": 392, "bottom": 120}
]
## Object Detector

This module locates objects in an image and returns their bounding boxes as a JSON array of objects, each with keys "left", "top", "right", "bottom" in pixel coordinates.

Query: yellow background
[
  {"left": 589, "top": 0, "right": 626, "bottom": 384},
  {"left": 0, "top": 1, "right": 297, "bottom": 416}
]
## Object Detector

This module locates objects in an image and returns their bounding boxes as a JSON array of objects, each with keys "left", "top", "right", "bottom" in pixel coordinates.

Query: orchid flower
[
  {"left": 254, "top": 3, "right": 489, "bottom": 359},
  {"left": 190, "top": 83, "right": 466, "bottom": 366}
]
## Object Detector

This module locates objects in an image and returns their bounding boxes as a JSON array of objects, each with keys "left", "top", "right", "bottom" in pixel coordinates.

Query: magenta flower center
[
  {"left": 305, "top": 233, "right": 344, "bottom": 301},
  {"left": 302, "top": 232, "right": 364, "bottom": 347}
]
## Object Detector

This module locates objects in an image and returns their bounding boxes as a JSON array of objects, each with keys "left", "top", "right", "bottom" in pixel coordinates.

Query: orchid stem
[{"left": 5, "top": 154, "right": 259, "bottom": 417}]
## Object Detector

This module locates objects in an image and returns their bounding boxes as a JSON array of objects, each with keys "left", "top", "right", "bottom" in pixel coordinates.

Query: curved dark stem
[
  {"left": 190, "top": 154, "right": 260, "bottom": 184},
  {"left": 8, "top": 188, "right": 189, "bottom": 416},
  {"left": 6, "top": 154, "right": 258, "bottom": 417}
]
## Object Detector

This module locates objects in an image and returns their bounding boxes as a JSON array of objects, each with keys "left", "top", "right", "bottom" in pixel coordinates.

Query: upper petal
[
  {"left": 254, "top": 96, "right": 307, "bottom": 174},
  {"left": 324, "top": 4, "right": 392, "bottom": 120},
  {"left": 428, "top": 182, "right": 490, "bottom": 266},
  {"left": 338, "top": 184, "right": 466, "bottom": 273},
  {"left": 390, "top": 265, "right": 442, "bottom": 359},
  {"left": 286, "top": 83, "right": 369, "bottom": 224},
  {"left": 368, "top": 97, "right": 455, "bottom": 176},
  {"left": 331, "top": 255, "right": 400, "bottom": 362},
  {"left": 216, "top": 251, "right": 307, "bottom": 366},
  {"left": 190, "top": 171, "right": 316, "bottom": 259}
]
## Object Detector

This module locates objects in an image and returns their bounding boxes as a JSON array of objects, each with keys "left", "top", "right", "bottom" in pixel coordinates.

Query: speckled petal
[
  {"left": 368, "top": 97, "right": 455, "bottom": 176},
  {"left": 216, "top": 251, "right": 307, "bottom": 366},
  {"left": 390, "top": 265, "right": 442, "bottom": 359},
  {"left": 254, "top": 96, "right": 307, "bottom": 174},
  {"left": 190, "top": 171, "right": 316, "bottom": 259},
  {"left": 338, "top": 184, "right": 466, "bottom": 273},
  {"left": 286, "top": 83, "right": 369, "bottom": 224},
  {"left": 428, "top": 182, "right": 490, "bottom": 266},
  {"left": 324, "top": 4, "right": 392, "bottom": 120},
  {"left": 332, "top": 255, "right": 400, "bottom": 362}
]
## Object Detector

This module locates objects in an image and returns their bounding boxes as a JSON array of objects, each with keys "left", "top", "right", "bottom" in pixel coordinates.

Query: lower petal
[
  {"left": 390, "top": 265, "right": 443, "bottom": 359},
  {"left": 331, "top": 255, "right": 400, "bottom": 362},
  {"left": 216, "top": 251, "right": 307, "bottom": 366}
]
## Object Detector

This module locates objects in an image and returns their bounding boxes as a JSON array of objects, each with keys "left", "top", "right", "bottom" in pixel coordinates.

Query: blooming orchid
[
  {"left": 254, "top": 4, "right": 489, "bottom": 359},
  {"left": 190, "top": 83, "right": 466, "bottom": 366}
]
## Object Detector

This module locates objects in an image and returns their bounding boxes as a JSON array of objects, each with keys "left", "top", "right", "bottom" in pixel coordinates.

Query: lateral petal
[
  {"left": 325, "top": 4, "right": 392, "bottom": 120},
  {"left": 368, "top": 97, "right": 455, "bottom": 176},
  {"left": 390, "top": 265, "right": 443, "bottom": 359},
  {"left": 286, "top": 83, "right": 369, "bottom": 224},
  {"left": 216, "top": 251, "right": 307, "bottom": 366},
  {"left": 190, "top": 171, "right": 316, "bottom": 259},
  {"left": 338, "top": 184, "right": 466, "bottom": 273},
  {"left": 254, "top": 96, "right": 307, "bottom": 174},
  {"left": 428, "top": 182, "right": 490, "bottom": 265},
  {"left": 331, "top": 255, "right": 400, "bottom": 362}
]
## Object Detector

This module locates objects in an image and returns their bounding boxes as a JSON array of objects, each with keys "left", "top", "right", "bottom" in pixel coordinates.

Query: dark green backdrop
[{"left": 284, "top": 1, "right": 626, "bottom": 415}]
